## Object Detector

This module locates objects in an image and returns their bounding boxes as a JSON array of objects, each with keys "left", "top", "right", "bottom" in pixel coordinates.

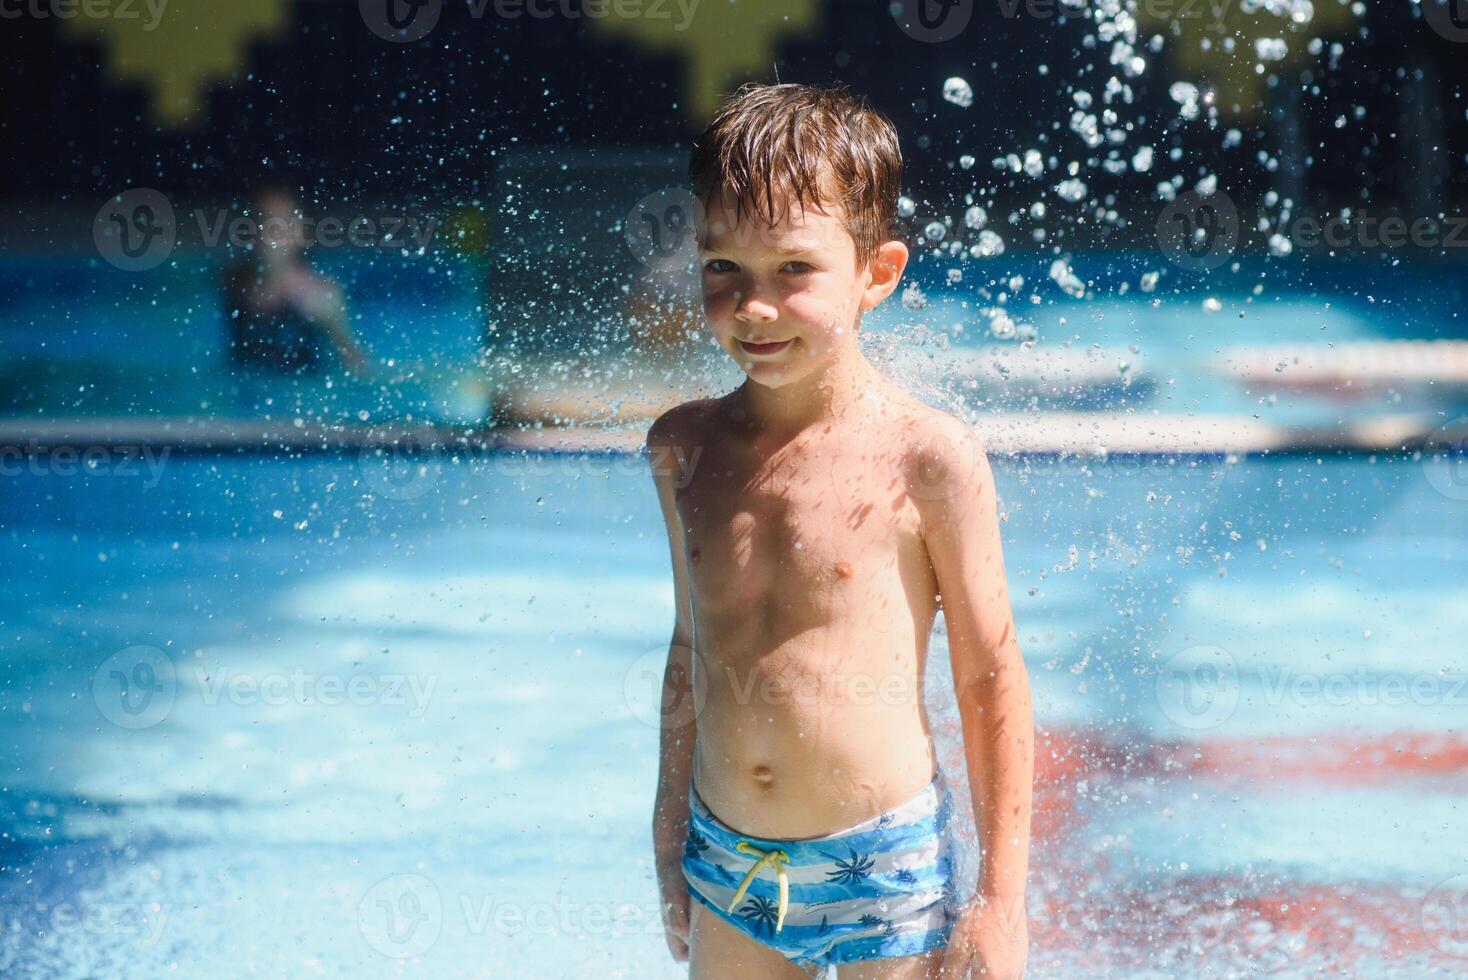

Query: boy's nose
[{"left": 733, "top": 290, "right": 778, "bottom": 322}]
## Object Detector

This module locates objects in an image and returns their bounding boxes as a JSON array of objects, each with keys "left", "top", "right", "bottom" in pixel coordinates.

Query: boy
[{"left": 646, "top": 83, "right": 1033, "bottom": 979}]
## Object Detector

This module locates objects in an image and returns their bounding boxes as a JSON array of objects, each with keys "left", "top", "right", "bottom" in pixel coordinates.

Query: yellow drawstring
[{"left": 725, "top": 840, "right": 791, "bottom": 933}]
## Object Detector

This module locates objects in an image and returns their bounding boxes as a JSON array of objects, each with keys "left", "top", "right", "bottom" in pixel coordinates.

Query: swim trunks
[{"left": 681, "top": 768, "right": 960, "bottom": 970}]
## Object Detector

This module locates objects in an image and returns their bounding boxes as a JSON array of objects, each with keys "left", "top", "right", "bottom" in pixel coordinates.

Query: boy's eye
[
  {"left": 704, "top": 259, "right": 736, "bottom": 273},
  {"left": 782, "top": 261, "right": 812, "bottom": 273}
]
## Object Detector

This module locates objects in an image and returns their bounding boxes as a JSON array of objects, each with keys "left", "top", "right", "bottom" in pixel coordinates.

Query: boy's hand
[
  {"left": 656, "top": 854, "right": 691, "bottom": 962},
  {"left": 941, "top": 896, "right": 1028, "bottom": 979}
]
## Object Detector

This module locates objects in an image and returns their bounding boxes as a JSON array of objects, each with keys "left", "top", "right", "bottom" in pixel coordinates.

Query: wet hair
[{"left": 688, "top": 82, "right": 903, "bottom": 266}]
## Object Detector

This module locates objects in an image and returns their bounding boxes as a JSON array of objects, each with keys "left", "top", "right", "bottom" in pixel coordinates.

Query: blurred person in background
[{"left": 221, "top": 184, "right": 372, "bottom": 376}]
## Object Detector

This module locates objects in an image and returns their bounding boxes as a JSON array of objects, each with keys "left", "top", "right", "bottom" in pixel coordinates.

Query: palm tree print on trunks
[
  {"left": 736, "top": 895, "right": 782, "bottom": 937},
  {"left": 916, "top": 872, "right": 960, "bottom": 919},
  {"left": 823, "top": 847, "right": 876, "bottom": 884}
]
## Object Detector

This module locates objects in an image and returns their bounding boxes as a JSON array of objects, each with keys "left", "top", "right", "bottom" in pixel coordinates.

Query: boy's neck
[{"left": 734, "top": 343, "right": 885, "bottom": 436}]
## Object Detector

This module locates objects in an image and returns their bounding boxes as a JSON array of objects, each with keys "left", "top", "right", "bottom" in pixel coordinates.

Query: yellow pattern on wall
[
  {"left": 587, "top": 0, "right": 822, "bottom": 124},
  {"left": 1138, "top": 4, "right": 1357, "bottom": 119},
  {"left": 60, "top": 0, "right": 291, "bottom": 127}
]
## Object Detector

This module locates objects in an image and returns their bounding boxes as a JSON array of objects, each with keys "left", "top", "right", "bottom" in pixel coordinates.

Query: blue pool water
[
  {"left": 1, "top": 450, "right": 1464, "bottom": 976},
  {"left": 2, "top": 251, "right": 1464, "bottom": 427}
]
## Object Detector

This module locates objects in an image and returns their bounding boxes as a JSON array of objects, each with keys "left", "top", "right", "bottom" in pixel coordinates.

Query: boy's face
[{"left": 698, "top": 188, "right": 906, "bottom": 390}]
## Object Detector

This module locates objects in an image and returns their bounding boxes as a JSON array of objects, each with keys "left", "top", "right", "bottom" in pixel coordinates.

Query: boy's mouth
[{"left": 737, "top": 338, "right": 793, "bottom": 356}]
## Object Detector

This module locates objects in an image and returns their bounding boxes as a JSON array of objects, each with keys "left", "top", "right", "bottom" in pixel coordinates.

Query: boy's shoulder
[
  {"left": 645, "top": 395, "right": 724, "bottom": 452},
  {"left": 873, "top": 388, "right": 987, "bottom": 456},
  {"left": 880, "top": 397, "right": 993, "bottom": 505}
]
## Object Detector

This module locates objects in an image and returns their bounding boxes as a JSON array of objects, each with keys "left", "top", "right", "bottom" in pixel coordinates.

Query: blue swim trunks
[{"left": 681, "top": 768, "right": 960, "bottom": 970}]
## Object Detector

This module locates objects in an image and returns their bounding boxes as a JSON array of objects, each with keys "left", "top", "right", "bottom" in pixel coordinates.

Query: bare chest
[{"left": 676, "top": 448, "right": 919, "bottom": 615}]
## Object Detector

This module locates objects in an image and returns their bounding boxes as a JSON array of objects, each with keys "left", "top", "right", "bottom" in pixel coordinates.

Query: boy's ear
[{"left": 859, "top": 240, "right": 910, "bottom": 313}]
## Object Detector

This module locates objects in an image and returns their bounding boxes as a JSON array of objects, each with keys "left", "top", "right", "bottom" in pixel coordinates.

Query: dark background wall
[{"left": 1, "top": 0, "right": 1464, "bottom": 221}]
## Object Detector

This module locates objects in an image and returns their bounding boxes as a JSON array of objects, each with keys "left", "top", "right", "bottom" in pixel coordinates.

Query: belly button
[
  {"left": 834, "top": 560, "right": 854, "bottom": 578},
  {"left": 690, "top": 547, "right": 701, "bottom": 564},
  {"left": 751, "top": 765, "right": 774, "bottom": 782}
]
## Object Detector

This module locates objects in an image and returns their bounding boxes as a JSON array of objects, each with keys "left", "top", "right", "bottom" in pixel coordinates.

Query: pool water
[
  {"left": 1, "top": 450, "right": 1464, "bottom": 977},
  {"left": 0, "top": 252, "right": 491, "bottom": 425},
  {"left": 2, "top": 251, "right": 1464, "bottom": 429}
]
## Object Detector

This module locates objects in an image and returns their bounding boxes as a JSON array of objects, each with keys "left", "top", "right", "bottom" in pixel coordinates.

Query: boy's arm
[
  {"left": 646, "top": 410, "right": 699, "bottom": 868},
  {"left": 291, "top": 273, "right": 371, "bottom": 374},
  {"left": 912, "top": 420, "right": 1033, "bottom": 906}
]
